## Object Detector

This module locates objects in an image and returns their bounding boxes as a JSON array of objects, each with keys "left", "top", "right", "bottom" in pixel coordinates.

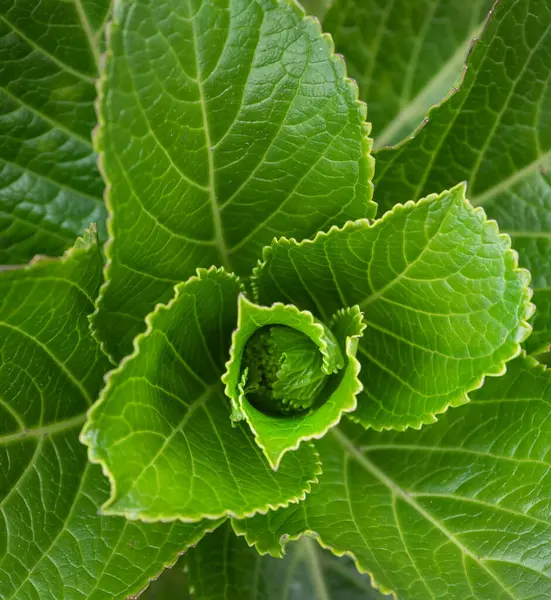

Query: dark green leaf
[
  {"left": 0, "top": 0, "right": 107, "bottom": 263},
  {"left": 322, "top": 0, "right": 493, "bottom": 147},
  {"left": 187, "top": 521, "right": 386, "bottom": 599}
]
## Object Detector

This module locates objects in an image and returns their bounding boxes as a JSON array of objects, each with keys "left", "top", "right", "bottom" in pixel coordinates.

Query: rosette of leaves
[{"left": 2, "top": 0, "right": 551, "bottom": 599}]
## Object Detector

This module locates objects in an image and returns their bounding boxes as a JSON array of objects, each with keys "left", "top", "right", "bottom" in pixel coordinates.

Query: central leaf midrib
[
  {"left": 331, "top": 427, "right": 519, "bottom": 598},
  {"left": 189, "top": 8, "right": 231, "bottom": 271},
  {"left": 0, "top": 413, "right": 86, "bottom": 446}
]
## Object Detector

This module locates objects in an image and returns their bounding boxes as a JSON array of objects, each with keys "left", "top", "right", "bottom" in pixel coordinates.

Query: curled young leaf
[{"left": 223, "top": 297, "right": 365, "bottom": 469}]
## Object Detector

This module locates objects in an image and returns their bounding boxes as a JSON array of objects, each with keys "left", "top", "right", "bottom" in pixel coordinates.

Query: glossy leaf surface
[
  {"left": 254, "top": 185, "right": 533, "bottom": 430},
  {"left": 375, "top": 0, "right": 551, "bottom": 355},
  {"left": 235, "top": 356, "right": 551, "bottom": 599},
  {"left": 93, "top": 0, "right": 375, "bottom": 361},
  {"left": 0, "top": 0, "right": 107, "bottom": 263},
  {"left": 0, "top": 231, "right": 216, "bottom": 600},
  {"left": 83, "top": 269, "right": 321, "bottom": 521}
]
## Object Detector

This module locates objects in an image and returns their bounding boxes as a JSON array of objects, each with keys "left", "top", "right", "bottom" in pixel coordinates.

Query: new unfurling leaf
[{"left": 224, "top": 297, "right": 364, "bottom": 468}]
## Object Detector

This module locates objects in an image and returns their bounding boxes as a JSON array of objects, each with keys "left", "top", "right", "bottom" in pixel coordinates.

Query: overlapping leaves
[
  {"left": 92, "top": 0, "right": 376, "bottom": 361},
  {"left": 254, "top": 184, "right": 533, "bottom": 430},
  {"left": 0, "top": 232, "right": 217, "bottom": 600},
  {"left": 235, "top": 356, "right": 551, "bottom": 599},
  {"left": 322, "top": 0, "right": 493, "bottom": 147},
  {"left": 375, "top": 0, "right": 551, "bottom": 355},
  {"left": 82, "top": 268, "right": 321, "bottom": 521}
]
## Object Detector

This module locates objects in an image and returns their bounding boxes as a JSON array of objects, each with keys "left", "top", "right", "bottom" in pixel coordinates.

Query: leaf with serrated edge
[
  {"left": 82, "top": 268, "right": 321, "bottom": 522},
  {"left": 223, "top": 297, "right": 364, "bottom": 469},
  {"left": 91, "top": 0, "right": 376, "bottom": 362},
  {"left": 253, "top": 183, "right": 534, "bottom": 431},
  {"left": 186, "top": 521, "right": 385, "bottom": 600},
  {"left": 0, "top": 230, "right": 218, "bottom": 600},
  {"left": 234, "top": 356, "right": 551, "bottom": 600},
  {"left": 374, "top": 0, "right": 551, "bottom": 354},
  {"left": 322, "top": 0, "right": 493, "bottom": 148},
  {"left": 0, "top": 0, "right": 108, "bottom": 263}
]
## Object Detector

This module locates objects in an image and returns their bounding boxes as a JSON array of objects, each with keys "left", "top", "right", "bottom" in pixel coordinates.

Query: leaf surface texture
[
  {"left": 375, "top": 0, "right": 551, "bottom": 355},
  {"left": 93, "top": 0, "right": 375, "bottom": 361},
  {"left": 235, "top": 356, "right": 551, "bottom": 599},
  {"left": 0, "top": 232, "right": 217, "bottom": 600},
  {"left": 0, "top": 0, "right": 107, "bottom": 263},
  {"left": 253, "top": 185, "right": 533, "bottom": 430}
]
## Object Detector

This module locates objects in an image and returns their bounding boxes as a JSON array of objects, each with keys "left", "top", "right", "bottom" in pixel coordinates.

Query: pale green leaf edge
[
  {"left": 88, "top": 0, "right": 377, "bottom": 364},
  {"left": 222, "top": 298, "right": 365, "bottom": 469},
  {"left": 80, "top": 266, "right": 323, "bottom": 523},
  {"left": 252, "top": 183, "right": 536, "bottom": 431},
  {"left": 232, "top": 353, "right": 551, "bottom": 600}
]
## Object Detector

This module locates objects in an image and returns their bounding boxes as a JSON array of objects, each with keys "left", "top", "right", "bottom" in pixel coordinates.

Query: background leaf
[
  {"left": 253, "top": 185, "right": 533, "bottom": 430},
  {"left": 186, "top": 521, "right": 387, "bottom": 599},
  {"left": 374, "top": 0, "right": 551, "bottom": 355},
  {"left": 83, "top": 269, "right": 321, "bottom": 522},
  {"left": 321, "top": 0, "right": 493, "bottom": 147},
  {"left": 235, "top": 356, "right": 551, "bottom": 600},
  {"left": 93, "top": 0, "right": 375, "bottom": 361},
  {"left": 0, "top": 231, "right": 217, "bottom": 600},
  {"left": 0, "top": 0, "right": 107, "bottom": 264}
]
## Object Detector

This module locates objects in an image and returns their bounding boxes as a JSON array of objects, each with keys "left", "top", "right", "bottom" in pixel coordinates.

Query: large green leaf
[
  {"left": 0, "top": 231, "right": 218, "bottom": 600},
  {"left": 253, "top": 184, "right": 533, "bottom": 430},
  {"left": 223, "top": 296, "right": 364, "bottom": 469},
  {"left": 187, "top": 521, "right": 386, "bottom": 599},
  {"left": 0, "top": 0, "right": 107, "bottom": 264},
  {"left": 322, "top": 0, "right": 493, "bottom": 147},
  {"left": 82, "top": 268, "right": 321, "bottom": 522},
  {"left": 374, "top": 0, "right": 551, "bottom": 355},
  {"left": 234, "top": 356, "right": 551, "bottom": 599},
  {"left": 92, "top": 0, "right": 376, "bottom": 361}
]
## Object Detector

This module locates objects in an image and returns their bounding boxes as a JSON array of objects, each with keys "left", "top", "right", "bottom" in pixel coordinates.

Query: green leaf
[
  {"left": 82, "top": 268, "right": 321, "bottom": 522},
  {"left": 234, "top": 356, "right": 551, "bottom": 599},
  {"left": 0, "top": 0, "right": 108, "bottom": 264},
  {"left": 187, "top": 521, "right": 386, "bottom": 599},
  {"left": 253, "top": 184, "right": 533, "bottom": 430},
  {"left": 0, "top": 231, "right": 218, "bottom": 600},
  {"left": 322, "top": 0, "right": 493, "bottom": 148},
  {"left": 223, "top": 296, "right": 364, "bottom": 469},
  {"left": 92, "top": 0, "right": 376, "bottom": 362},
  {"left": 374, "top": 0, "right": 551, "bottom": 355}
]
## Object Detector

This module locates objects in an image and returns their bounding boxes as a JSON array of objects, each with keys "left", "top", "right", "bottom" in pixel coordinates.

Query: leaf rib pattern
[
  {"left": 92, "top": 0, "right": 375, "bottom": 361},
  {"left": 321, "top": 0, "right": 493, "bottom": 147},
  {"left": 82, "top": 268, "right": 322, "bottom": 522},
  {"left": 235, "top": 356, "right": 551, "bottom": 600},
  {"left": 0, "top": 0, "right": 108, "bottom": 263},
  {"left": 374, "top": 0, "right": 551, "bottom": 355},
  {"left": 253, "top": 185, "right": 533, "bottom": 430},
  {"left": 0, "top": 233, "right": 221, "bottom": 600}
]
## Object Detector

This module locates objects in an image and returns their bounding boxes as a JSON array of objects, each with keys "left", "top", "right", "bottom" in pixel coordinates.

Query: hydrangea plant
[{"left": 1, "top": 0, "right": 550, "bottom": 598}]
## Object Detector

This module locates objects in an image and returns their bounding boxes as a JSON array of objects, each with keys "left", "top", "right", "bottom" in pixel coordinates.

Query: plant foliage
[{"left": 1, "top": 0, "right": 550, "bottom": 598}]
